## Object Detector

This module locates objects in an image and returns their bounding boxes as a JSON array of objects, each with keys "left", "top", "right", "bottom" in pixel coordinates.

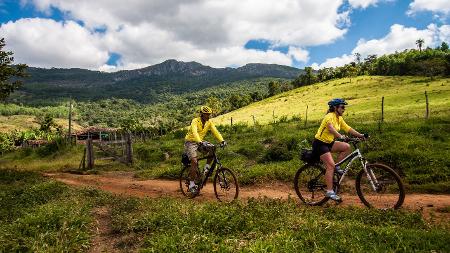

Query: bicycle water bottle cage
[{"left": 181, "top": 153, "right": 191, "bottom": 166}]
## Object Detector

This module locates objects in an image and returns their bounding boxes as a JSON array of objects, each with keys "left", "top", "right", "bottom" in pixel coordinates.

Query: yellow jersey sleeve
[{"left": 190, "top": 118, "right": 202, "bottom": 143}]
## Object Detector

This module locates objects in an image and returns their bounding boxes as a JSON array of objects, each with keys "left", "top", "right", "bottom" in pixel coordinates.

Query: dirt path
[{"left": 44, "top": 171, "right": 450, "bottom": 221}]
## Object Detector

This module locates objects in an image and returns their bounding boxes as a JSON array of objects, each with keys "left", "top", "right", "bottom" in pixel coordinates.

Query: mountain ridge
[{"left": 13, "top": 59, "right": 304, "bottom": 104}]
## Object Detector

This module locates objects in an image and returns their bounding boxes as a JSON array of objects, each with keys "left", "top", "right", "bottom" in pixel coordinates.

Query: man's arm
[{"left": 210, "top": 122, "right": 224, "bottom": 143}]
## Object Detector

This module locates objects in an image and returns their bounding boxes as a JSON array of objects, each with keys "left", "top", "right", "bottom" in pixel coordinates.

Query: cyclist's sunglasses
[{"left": 338, "top": 105, "right": 346, "bottom": 109}]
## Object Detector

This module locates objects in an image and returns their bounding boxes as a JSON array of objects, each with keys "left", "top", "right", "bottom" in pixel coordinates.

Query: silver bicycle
[{"left": 294, "top": 138, "right": 405, "bottom": 209}]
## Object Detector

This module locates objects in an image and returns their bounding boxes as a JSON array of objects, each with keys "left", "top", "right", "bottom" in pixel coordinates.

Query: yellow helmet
[{"left": 200, "top": 106, "right": 213, "bottom": 114}]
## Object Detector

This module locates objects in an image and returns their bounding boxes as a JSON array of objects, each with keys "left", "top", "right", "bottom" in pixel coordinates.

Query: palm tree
[{"left": 416, "top": 39, "right": 424, "bottom": 52}]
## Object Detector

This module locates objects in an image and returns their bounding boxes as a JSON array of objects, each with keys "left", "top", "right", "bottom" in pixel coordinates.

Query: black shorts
[{"left": 312, "top": 139, "right": 335, "bottom": 158}]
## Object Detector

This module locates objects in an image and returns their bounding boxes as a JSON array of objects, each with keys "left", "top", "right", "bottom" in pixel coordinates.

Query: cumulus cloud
[
  {"left": 407, "top": 0, "right": 450, "bottom": 15},
  {"left": 0, "top": 18, "right": 109, "bottom": 69},
  {"left": 312, "top": 23, "right": 450, "bottom": 69},
  {"left": 348, "top": 0, "right": 381, "bottom": 9},
  {"left": 6, "top": 0, "right": 351, "bottom": 69}
]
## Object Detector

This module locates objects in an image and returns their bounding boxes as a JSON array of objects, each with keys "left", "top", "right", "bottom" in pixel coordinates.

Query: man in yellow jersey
[
  {"left": 313, "top": 98, "right": 368, "bottom": 201},
  {"left": 185, "top": 106, "right": 227, "bottom": 194}
]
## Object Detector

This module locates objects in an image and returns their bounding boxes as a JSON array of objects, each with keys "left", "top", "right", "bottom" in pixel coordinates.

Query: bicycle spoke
[
  {"left": 294, "top": 164, "right": 328, "bottom": 206},
  {"left": 356, "top": 164, "right": 405, "bottom": 209}
]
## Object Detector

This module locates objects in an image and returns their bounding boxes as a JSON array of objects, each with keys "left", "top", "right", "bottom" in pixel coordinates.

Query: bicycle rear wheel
[
  {"left": 179, "top": 166, "right": 200, "bottom": 198},
  {"left": 214, "top": 167, "right": 239, "bottom": 202},
  {"left": 356, "top": 163, "right": 405, "bottom": 209},
  {"left": 294, "top": 164, "right": 329, "bottom": 206}
]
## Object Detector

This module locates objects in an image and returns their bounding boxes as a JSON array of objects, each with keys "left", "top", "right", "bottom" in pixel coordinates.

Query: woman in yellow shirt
[{"left": 313, "top": 98, "right": 368, "bottom": 201}]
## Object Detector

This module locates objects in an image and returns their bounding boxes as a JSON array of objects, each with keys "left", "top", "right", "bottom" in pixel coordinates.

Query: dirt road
[{"left": 45, "top": 171, "right": 450, "bottom": 220}]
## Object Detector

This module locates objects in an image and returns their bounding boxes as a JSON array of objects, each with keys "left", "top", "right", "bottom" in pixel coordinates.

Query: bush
[{"left": 262, "top": 142, "right": 293, "bottom": 162}]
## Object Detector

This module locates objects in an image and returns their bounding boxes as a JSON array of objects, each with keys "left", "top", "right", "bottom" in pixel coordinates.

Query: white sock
[
  {"left": 189, "top": 181, "right": 196, "bottom": 188},
  {"left": 327, "top": 190, "right": 335, "bottom": 194},
  {"left": 204, "top": 164, "right": 211, "bottom": 170}
]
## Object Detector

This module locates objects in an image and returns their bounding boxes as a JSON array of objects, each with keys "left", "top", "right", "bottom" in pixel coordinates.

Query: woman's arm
[
  {"left": 327, "top": 123, "right": 345, "bottom": 139},
  {"left": 348, "top": 128, "right": 365, "bottom": 138}
]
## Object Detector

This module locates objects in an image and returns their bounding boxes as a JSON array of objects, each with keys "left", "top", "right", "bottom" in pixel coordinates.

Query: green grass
[
  {"left": 110, "top": 197, "right": 450, "bottom": 252},
  {"left": 214, "top": 76, "right": 450, "bottom": 125},
  {"left": 0, "top": 169, "right": 108, "bottom": 252},
  {"left": 1, "top": 169, "right": 449, "bottom": 252}
]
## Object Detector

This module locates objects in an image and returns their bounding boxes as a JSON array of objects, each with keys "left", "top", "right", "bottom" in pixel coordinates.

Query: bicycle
[
  {"left": 294, "top": 137, "right": 405, "bottom": 209},
  {"left": 179, "top": 141, "right": 239, "bottom": 202}
]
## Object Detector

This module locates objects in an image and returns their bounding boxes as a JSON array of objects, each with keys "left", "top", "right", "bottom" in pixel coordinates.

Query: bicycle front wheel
[
  {"left": 356, "top": 163, "right": 405, "bottom": 209},
  {"left": 294, "top": 164, "right": 329, "bottom": 206},
  {"left": 214, "top": 167, "right": 239, "bottom": 202}
]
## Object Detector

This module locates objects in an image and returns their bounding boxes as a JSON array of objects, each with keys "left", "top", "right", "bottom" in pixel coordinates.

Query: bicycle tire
[
  {"left": 179, "top": 166, "right": 199, "bottom": 199},
  {"left": 294, "top": 164, "right": 329, "bottom": 206},
  {"left": 355, "top": 163, "right": 405, "bottom": 209},
  {"left": 213, "top": 167, "right": 239, "bottom": 202}
]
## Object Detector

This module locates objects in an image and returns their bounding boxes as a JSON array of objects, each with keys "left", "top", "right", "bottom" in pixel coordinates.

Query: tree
[
  {"left": 416, "top": 38, "right": 425, "bottom": 52},
  {"left": 440, "top": 41, "right": 449, "bottom": 51},
  {"left": 354, "top": 53, "right": 361, "bottom": 64},
  {"left": 38, "top": 114, "right": 57, "bottom": 132},
  {"left": 0, "top": 38, "right": 28, "bottom": 101},
  {"left": 268, "top": 81, "right": 280, "bottom": 96}
]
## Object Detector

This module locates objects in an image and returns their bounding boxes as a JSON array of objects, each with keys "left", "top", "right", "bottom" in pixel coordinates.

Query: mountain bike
[
  {"left": 179, "top": 142, "right": 239, "bottom": 202},
  {"left": 294, "top": 138, "right": 405, "bottom": 209}
]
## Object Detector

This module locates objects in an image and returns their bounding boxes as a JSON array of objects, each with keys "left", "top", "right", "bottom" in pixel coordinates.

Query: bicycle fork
[{"left": 361, "top": 157, "right": 379, "bottom": 192}]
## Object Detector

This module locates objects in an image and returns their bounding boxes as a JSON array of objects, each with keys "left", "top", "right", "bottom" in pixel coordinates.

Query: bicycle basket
[
  {"left": 300, "top": 148, "right": 316, "bottom": 163},
  {"left": 181, "top": 153, "right": 190, "bottom": 166}
]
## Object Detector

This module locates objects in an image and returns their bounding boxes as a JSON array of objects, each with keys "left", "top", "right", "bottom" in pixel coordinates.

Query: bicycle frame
[
  {"left": 333, "top": 143, "right": 379, "bottom": 191},
  {"left": 196, "top": 153, "right": 222, "bottom": 189}
]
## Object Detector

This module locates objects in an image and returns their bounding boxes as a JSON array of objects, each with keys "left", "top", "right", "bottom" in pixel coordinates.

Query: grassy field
[
  {"left": 0, "top": 115, "right": 82, "bottom": 133},
  {"left": 1, "top": 169, "right": 449, "bottom": 252},
  {"left": 214, "top": 76, "right": 450, "bottom": 125}
]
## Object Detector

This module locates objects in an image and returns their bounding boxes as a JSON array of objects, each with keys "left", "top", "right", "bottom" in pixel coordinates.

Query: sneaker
[
  {"left": 326, "top": 191, "right": 342, "bottom": 202},
  {"left": 188, "top": 185, "right": 199, "bottom": 195}
]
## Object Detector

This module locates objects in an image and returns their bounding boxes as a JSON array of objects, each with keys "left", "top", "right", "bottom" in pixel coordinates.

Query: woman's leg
[
  {"left": 331, "top": 141, "right": 351, "bottom": 163},
  {"left": 320, "top": 152, "right": 335, "bottom": 191}
]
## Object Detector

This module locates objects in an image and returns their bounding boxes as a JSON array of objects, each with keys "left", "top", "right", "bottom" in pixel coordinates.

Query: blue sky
[{"left": 0, "top": 0, "right": 448, "bottom": 70}]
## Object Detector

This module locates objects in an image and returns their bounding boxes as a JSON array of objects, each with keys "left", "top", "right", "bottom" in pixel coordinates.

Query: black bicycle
[
  {"left": 179, "top": 142, "right": 239, "bottom": 202},
  {"left": 294, "top": 138, "right": 405, "bottom": 209}
]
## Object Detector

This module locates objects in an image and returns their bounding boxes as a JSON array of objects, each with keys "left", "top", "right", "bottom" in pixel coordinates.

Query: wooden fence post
[
  {"left": 252, "top": 115, "right": 256, "bottom": 126},
  {"left": 125, "top": 133, "right": 133, "bottom": 165},
  {"left": 86, "top": 139, "right": 94, "bottom": 169},
  {"left": 425, "top": 91, "right": 429, "bottom": 119},
  {"left": 230, "top": 117, "right": 233, "bottom": 127}
]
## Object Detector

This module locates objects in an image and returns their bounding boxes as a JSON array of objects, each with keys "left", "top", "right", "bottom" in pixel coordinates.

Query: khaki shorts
[{"left": 184, "top": 141, "right": 214, "bottom": 160}]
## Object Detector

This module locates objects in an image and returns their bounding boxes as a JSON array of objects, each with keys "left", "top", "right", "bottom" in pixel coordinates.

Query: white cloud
[
  {"left": 407, "top": 0, "right": 450, "bottom": 15},
  {"left": 348, "top": 0, "right": 380, "bottom": 9},
  {"left": 0, "top": 18, "right": 109, "bottom": 69},
  {"left": 311, "top": 54, "right": 354, "bottom": 69},
  {"left": 287, "top": 47, "right": 310, "bottom": 63},
  {"left": 8, "top": 0, "right": 351, "bottom": 69},
  {"left": 312, "top": 23, "right": 450, "bottom": 69}
]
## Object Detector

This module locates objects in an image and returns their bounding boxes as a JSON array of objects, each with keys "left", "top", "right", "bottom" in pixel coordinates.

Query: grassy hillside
[
  {"left": 0, "top": 115, "right": 82, "bottom": 133},
  {"left": 215, "top": 76, "right": 450, "bottom": 125}
]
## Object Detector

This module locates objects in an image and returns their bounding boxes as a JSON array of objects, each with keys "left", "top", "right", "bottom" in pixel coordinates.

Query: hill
[
  {"left": 9, "top": 60, "right": 303, "bottom": 105},
  {"left": 214, "top": 76, "right": 450, "bottom": 125}
]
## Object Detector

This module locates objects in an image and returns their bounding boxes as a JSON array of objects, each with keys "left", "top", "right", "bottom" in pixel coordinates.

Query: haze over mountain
[{"left": 12, "top": 60, "right": 303, "bottom": 104}]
